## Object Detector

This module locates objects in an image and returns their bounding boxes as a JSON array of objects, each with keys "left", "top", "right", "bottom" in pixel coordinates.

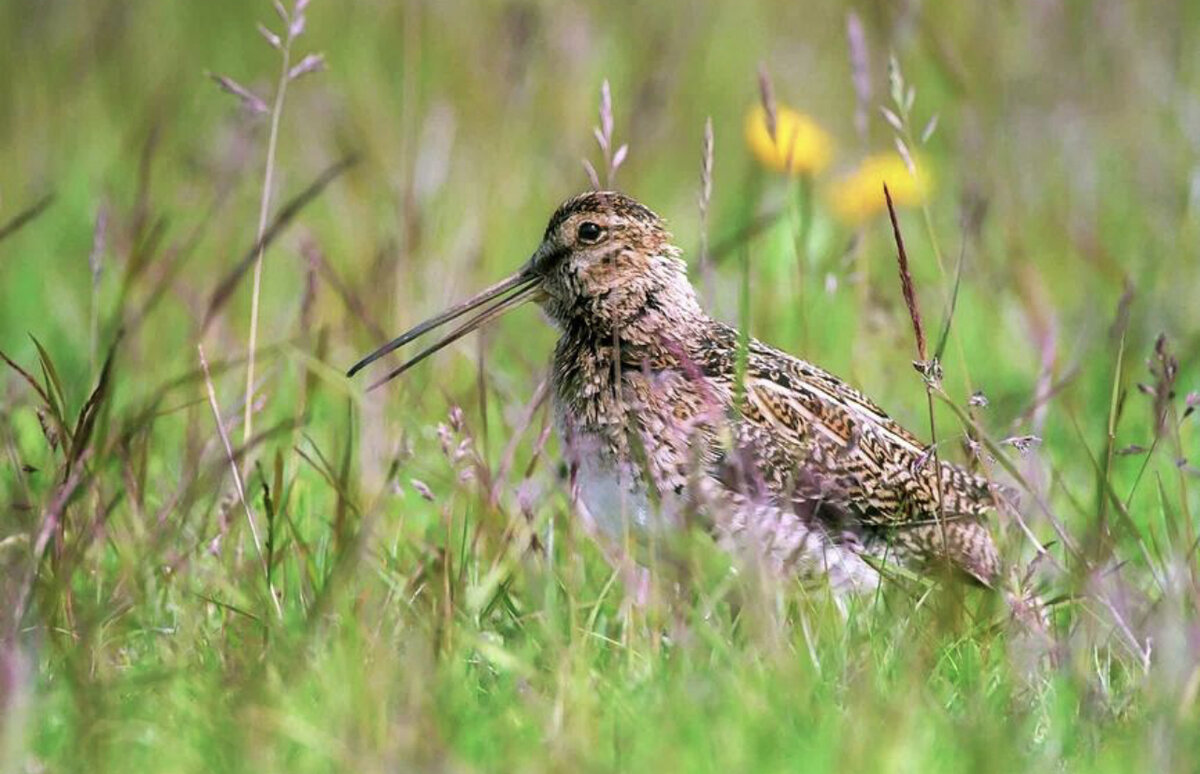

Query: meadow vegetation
[{"left": 2, "top": 1, "right": 1200, "bottom": 770}]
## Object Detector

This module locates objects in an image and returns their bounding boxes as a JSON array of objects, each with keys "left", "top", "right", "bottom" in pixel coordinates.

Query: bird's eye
[{"left": 576, "top": 221, "right": 605, "bottom": 244}]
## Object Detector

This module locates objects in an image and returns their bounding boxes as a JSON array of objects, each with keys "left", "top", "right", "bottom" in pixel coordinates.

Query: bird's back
[{"left": 691, "top": 321, "right": 1003, "bottom": 585}]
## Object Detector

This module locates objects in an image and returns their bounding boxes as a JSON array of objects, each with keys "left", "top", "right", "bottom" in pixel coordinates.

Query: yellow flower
[
  {"left": 828, "top": 152, "right": 932, "bottom": 223},
  {"left": 744, "top": 104, "right": 834, "bottom": 176}
]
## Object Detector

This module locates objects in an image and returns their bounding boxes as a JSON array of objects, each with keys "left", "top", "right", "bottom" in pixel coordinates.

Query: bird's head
[
  {"left": 348, "top": 191, "right": 701, "bottom": 389},
  {"left": 532, "top": 191, "right": 698, "bottom": 333}
]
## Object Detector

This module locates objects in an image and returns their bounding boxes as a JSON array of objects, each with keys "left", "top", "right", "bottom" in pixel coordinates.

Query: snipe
[{"left": 349, "top": 191, "right": 1006, "bottom": 594}]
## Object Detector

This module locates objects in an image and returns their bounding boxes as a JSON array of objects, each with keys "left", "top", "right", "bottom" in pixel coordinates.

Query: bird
[{"left": 348, "top": 191, "right": 1008, "bottom": 595}]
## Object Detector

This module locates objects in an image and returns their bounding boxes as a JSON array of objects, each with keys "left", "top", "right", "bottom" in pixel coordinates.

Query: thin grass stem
[
  {"left": 200, "top": 343, "right": 284, "bottom": 620},
  {"left": 243, "top": 30, "right": 294, "bottom": 445}
]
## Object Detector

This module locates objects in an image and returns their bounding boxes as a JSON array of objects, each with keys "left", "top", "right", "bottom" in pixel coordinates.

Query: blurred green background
[{"left": 2, "top": 1, "right": 1199, "bottom": 771}]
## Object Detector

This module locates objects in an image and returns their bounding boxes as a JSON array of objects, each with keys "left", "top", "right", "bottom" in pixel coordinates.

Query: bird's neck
[
  {"left": 552, "top": 288, "right": 715, "bottom": 416},
  {"left": 561, "top": 282, "right": 707, "bottom": 361}
]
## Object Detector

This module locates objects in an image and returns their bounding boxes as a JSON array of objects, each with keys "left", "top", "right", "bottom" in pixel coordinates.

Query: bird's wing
[
  {"left": 693, "top": 323, "right": 999, "bottom": 527},
  {"left": 747, "top": 338, "right": 1000, "bottom": 525}
]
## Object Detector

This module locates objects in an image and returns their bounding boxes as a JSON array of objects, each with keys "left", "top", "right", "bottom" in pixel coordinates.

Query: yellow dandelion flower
[
  {"left": 828, "top": 152, "right": 932, "bottom": 223},
  {"left": 744, "top": 104, "right": 834, "bottom": 176}
]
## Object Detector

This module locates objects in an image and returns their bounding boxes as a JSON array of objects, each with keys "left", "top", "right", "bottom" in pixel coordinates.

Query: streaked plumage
[{"left": 350, "top": 191, "right": 1006, "bottom": 593}]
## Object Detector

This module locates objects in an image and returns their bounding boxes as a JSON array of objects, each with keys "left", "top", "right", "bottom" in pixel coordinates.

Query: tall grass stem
[{"left": 243, "top": 33, "right": 294, "bottom": 445}]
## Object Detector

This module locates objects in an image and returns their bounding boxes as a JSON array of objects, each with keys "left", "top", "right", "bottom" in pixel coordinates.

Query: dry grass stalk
[
  {"left": 10, "top": 451, "right": 90, "bottom": 635},
  {"left": 198, "top": 343, "right": 283, "bottom": 620},
  {"left": 884, "top": 182, "right": 955, "bottom": 582},
  {"left": 884, "top": 183, "right": 927, "bottom": 362}
]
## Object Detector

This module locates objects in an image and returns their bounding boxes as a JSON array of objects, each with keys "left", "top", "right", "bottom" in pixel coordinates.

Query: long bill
[{"left": 346, "top": 269, "right": 541, "bottom": 391}]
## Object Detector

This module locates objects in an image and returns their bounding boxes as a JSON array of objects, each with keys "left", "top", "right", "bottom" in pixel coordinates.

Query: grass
[{"left": 2, "top": 0, "right": 1200, "bottom": 771}]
